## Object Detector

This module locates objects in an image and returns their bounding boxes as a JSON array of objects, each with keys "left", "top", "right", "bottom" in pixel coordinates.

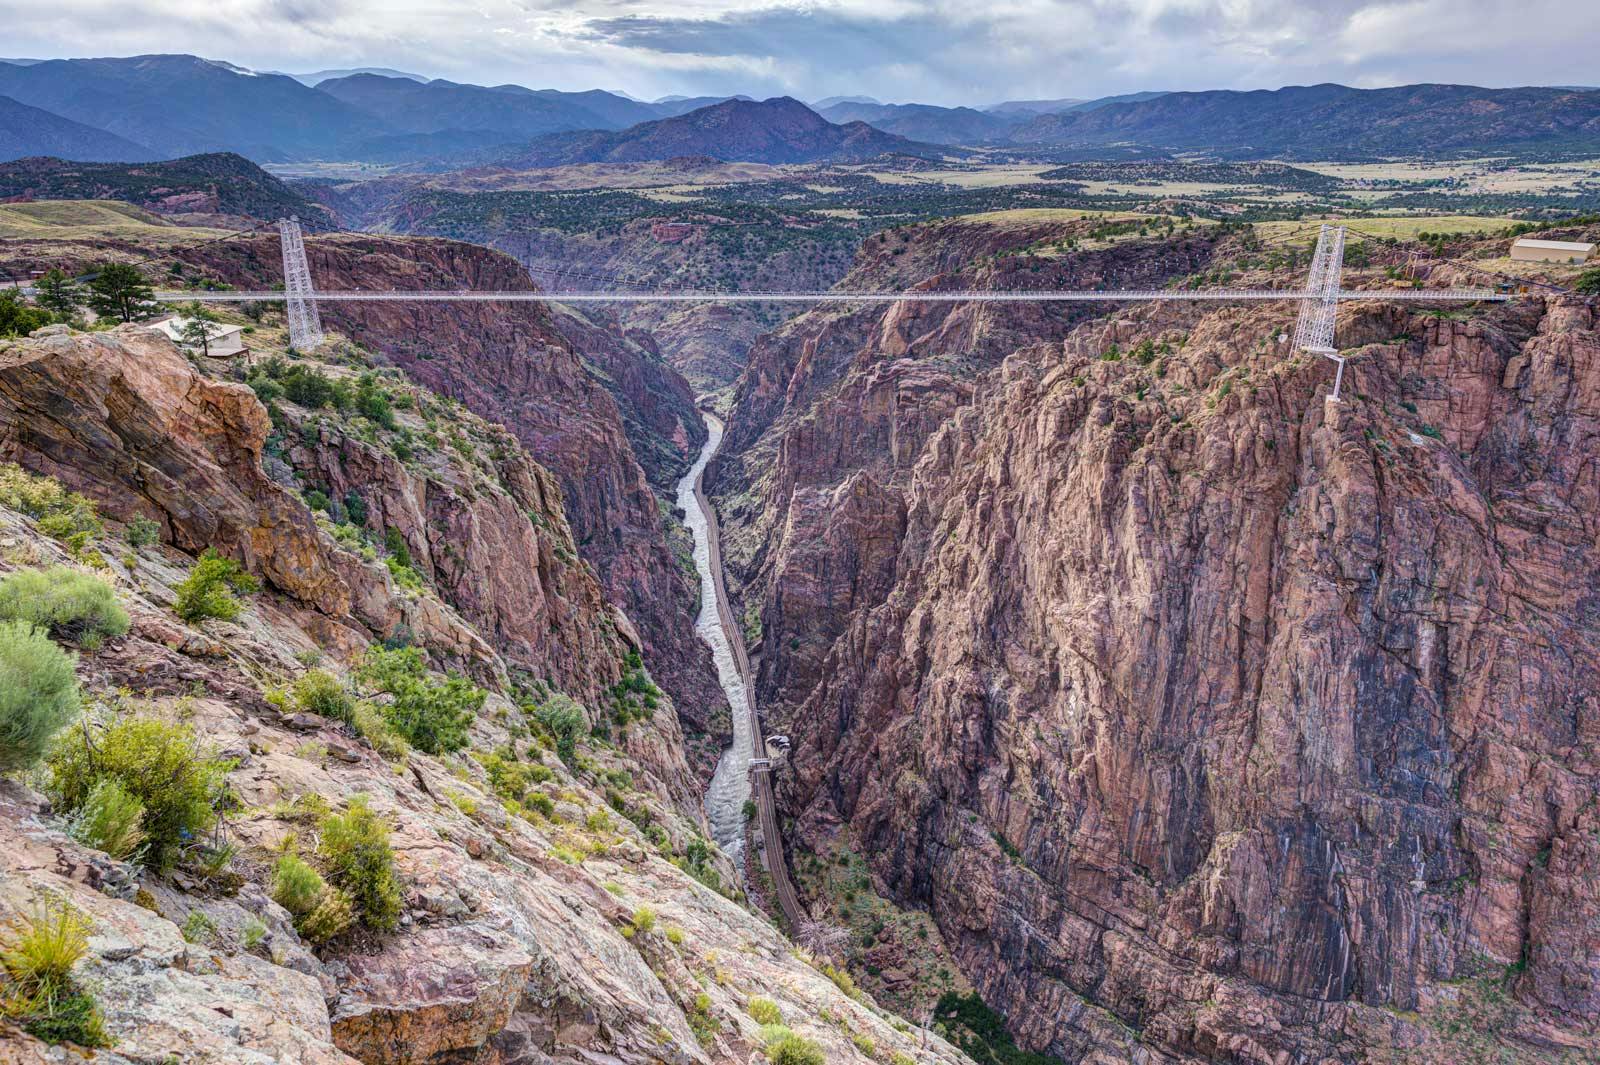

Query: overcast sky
[{"left": 3, "top": 0, "right": 1596, "bottom": 105}]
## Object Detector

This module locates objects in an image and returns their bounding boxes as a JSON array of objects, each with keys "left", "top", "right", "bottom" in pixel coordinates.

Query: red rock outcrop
[
  {"left": 715, "top": 216, "right": 1600, "bottom": 1062},
  {"left": 0, "top": 323, "right": 625, "bottom": 704},
  {"left": 182, "top": 233, "right": 726, "bottom": 731}
]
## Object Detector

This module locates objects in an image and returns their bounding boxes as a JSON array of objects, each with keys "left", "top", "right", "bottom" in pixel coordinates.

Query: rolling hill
[
  {"left": 0, "top": 95, "right": 156, "bottom": 162},
  {"left": 496, "top": 97, "right": 945, "bottom": 167},
  {"left": 1005, "top": 82, "right": 1600, "bottom": 157},
  {"left": 0, "top": 152, "right": 321, "bottom": 220}
]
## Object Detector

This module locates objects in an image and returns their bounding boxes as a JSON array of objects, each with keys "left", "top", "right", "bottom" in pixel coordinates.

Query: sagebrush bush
[
  {"left": 66, "top": 778, "right": 145, "bottom": 861},
  {"left": 0, "top": 567, "right": 129, "bottom": 647},
  {"left": 355, "top": 647, "right": 483, "bottom": 755},
  {"left": 48, "top": 717, "right": 230, "bottom": 873},
  {"left": 172, "top": 550, "right": 258, "bottom": 624},
  {"left": 0, "top": 902, "right": 110, "bottom": 1048},
  {"left": 291, "top": 669, "right": 355, "bottom": 723},
  {"left": 318, "top": 797, "right": 401, "bottom": 932},
  {"left": 0, "top": 621, "right": 80, "bottom": 771}
]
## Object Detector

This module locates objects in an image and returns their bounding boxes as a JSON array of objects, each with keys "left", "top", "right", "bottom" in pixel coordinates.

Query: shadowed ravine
[{"left": 676, "top": 411, "right": 754, "bottom": 869}]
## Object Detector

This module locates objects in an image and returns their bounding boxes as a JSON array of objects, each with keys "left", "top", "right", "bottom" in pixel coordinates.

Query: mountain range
[
  {"left": 3, "top": 54, "right": 1600, "bottom": 167},
  {"left": 1006, "top": 82, "right": 1600, "bottom": 158},
  {"left": 0, "top": 94, "right": 157, "bottom": 162},
  {"left": 495, "top": 97, "right": 940, "bottom": 167}
]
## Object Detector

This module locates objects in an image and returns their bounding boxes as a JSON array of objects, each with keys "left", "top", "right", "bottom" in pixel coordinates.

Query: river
[{"left": 674, "top": 411, "right": 753, "bottom": 870}]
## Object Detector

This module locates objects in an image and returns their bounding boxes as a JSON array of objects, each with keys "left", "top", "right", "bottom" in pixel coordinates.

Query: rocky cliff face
[
  {"left": 0, "top": 323, "right": 967, "bottom": 1065},
  {"left": 182, "top": 233, "right": 726, "bottom": 733},
  {"left": 713, "top": 217, "right": 1600, "bottom": 1062}
]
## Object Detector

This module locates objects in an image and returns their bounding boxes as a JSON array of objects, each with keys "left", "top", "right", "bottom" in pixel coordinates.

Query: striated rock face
[
  {"left": 183, "top": 233, "right": 726, "bottom": 732},
  {"left": 0, "top": 322, "right": 971, "bottom": 1065},
  {"left": 715, "top": 215, "right": 1600, "bottom": 1061},
  {"left": 0, "top": 324, "right": 619, "bottom": 702},
  {"left": 0, "top": 325, "right": 348, "bottom": 616}
]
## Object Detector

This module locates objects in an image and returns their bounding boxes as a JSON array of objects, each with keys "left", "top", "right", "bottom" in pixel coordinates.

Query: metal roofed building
[{"left": 1510, "top": 237, "right": 1596, "bottom": 264}]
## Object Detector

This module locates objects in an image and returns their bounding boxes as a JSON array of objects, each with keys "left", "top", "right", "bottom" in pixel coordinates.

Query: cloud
[{"left": 0, "top": 0, "right": 1592, "bottom": 104}]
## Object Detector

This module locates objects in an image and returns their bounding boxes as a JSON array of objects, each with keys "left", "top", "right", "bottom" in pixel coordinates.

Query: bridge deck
[{"left": 157, "top": 288, "right": 1510, "bottom": 304}]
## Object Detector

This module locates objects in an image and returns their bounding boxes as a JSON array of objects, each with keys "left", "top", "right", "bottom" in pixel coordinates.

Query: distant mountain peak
[{"left": 497, "top": 94, "right": 948, "bottom": 168}]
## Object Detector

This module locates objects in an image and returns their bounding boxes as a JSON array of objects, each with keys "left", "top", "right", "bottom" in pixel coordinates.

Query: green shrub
[
  {"left": 180, "top": 910, "right": 217, "bottom": 944},
  {"left": 318, "top": 797, "right": 401, "bottom": 932},
  {"left": 482, "top": 752, "right": 539, "bottom": 804},
  {"left": 355, "top": 647, "right": 483, "bottom": 755},
  {"left": 533, "top": 693, "right": 587, "bottom": 763},
  {"left": 124, "top": 516, "right": 160, "bottom": 549},
  {"left": 291, "top": 669, "right": 355, "bottom": 723},
  {"left": 355, "top": 375, "right": 397, "bottom": 430},
  {"left": 66, "top": 778, "right": 145, "bottom": 861},
  {"left": 351, "top": 701, "right": 408, "bottom": 760},
  {"left": 1575, "top": 267, "right": 1600, "bottom": 295},
  {"left": 0, "top": 902, "right": 111, "bottom": 1048},
  {"left": 0, "top": 289, "right": 53, "bottom": 337},
  {"left": 0, "top": 568, "right": 129, "bottom": 647},
  {"left": 0, "top": 621, "right": 80, "bottom": 771},
  {"left": 747, "top": 996, "right": 782, "bottom": 1026},
  {"left": 48, "top": 717, "right": 231, "bottom": 873},
  {"left": 270, "top": 852, "right": 354, "bottom": 944},
  {"left": 526, "top": 792, "right": 555, "bottom": 818},
  {"left": 278, "top": 364, "right": 342, "bottom": 409},
  {"left": 173, "top": 550, "right": 259, "bottom": 624},
  {"left": 761, "top": 1025, "right": 823, "bottom": 1065},
  {"left": 270, "top": 853, "right": 325, "bottom": 917},
  {"left": 0, "top": 466, "right": 102, "bottom": 546},
  {"left": 631, "top": 906, "right": 656, "bottom": 934}
]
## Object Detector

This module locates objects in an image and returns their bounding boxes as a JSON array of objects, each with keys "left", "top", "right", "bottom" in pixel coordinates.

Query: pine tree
[
  {"left": 35, "top": 268, "right": 82, "bottom": 315},
  {"left": 87, "top": 263, "right": 153, "bottom": 323},
  {"left": 177, "top": 302, "right": 219, "bottom": 356}
]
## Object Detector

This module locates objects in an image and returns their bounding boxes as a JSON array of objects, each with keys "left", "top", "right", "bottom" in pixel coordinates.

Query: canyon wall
[
  {"left": 185, "top": 234, "right": 727, "bottom": 732},
  {"left": 714, "top": 217, "right": 1600, "bottom": 1062},
  {"left": 0, "top": 323, "right": 962, "bottom": 1064}
]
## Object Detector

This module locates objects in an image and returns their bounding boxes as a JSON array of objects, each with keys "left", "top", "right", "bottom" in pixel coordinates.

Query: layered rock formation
[
  {"left": 0, "top": 323, "right": 967, "bottom": 1065},
  {"left": 713, "top": 217, "right": 1600, "bottom": 1062},
  {"left": 182, "top": 232, "right": 726, "bottom": 732}
]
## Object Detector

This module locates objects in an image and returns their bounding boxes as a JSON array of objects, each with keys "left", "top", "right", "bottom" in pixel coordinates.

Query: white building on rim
[
  {"left": 1509, "top": 238, "right": 1595, "bottom": 264},
  {"left": 149, "top": 315, "right": 246, "bottom": 356}
]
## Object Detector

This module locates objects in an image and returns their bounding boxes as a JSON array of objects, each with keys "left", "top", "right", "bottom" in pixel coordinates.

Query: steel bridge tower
[
  {"left": 278, "top": 217, "right": 323, "bottom": 352},
  {"left": 1293, "top": 224, "right": 1347, "bottom": 399}
]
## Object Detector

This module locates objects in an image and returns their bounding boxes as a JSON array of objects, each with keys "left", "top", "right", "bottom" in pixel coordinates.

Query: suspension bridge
[
  {"left": 146, "top": 217, "right": 1517, "bottom": 405},
  {"left": 131, "top": 214, "right": 1530, "bottom": 932}
]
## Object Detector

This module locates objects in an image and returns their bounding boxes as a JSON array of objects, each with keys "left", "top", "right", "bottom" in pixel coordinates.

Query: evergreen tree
[
  {"left": 87, "top": 263, "right": 154, "bottom": 323},
  {"left": 34, "top": 268, "right": 81, "bottom": 315},
  {"left": 177, "top": 302, "right": 219, "bottom": 356}
]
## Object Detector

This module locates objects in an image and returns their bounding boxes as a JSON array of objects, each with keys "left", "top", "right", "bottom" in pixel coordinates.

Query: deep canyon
[{"left": 1, "top": 205, "right": 1598, "bottom": 1065}]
